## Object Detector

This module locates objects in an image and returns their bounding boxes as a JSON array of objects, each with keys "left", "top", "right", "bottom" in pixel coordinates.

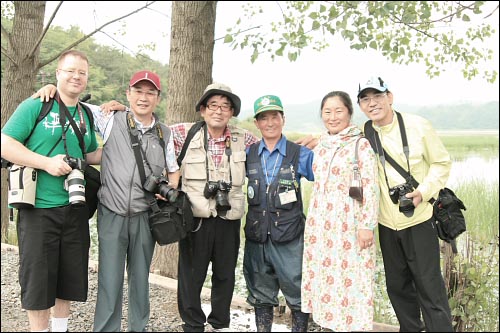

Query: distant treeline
[{"left": 236, "top": 101, "right": 499, "bottom": 133}]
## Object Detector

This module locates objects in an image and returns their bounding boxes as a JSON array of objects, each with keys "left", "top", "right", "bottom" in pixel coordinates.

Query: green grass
[
  {"left": 439, "top": 135, "right": 498, "bottom": 160},
  {"left": 454, "top": 180, "right": 499, "bottom": 244}
]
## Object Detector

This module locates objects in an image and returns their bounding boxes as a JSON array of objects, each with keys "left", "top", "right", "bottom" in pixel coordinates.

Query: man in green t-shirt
[{"left": 1, "top": 50, "right": 100, "bottom": 332}]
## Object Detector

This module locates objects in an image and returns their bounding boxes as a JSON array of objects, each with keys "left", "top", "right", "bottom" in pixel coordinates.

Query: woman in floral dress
[{"left": 301, "top": 91, "right": 379, "bottom": 331}]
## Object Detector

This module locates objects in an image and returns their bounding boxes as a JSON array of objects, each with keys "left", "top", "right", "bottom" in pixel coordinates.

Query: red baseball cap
[{"left": 129, "top": 70, "right": 161, "bottom": 91}]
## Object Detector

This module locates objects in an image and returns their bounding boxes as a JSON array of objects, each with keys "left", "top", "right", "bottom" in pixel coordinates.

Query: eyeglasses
[
  {"left": 130, "top": 88, "right": 159, "bottom": 98},
  {"left": 206, "top": 103, "right": 232, "bottom": 113},
  {"left": 58, "top": 69, "right": 88, "bottom": 77},
  {"left": 359, "top": 92, "right": 387, "bottom": 105}
]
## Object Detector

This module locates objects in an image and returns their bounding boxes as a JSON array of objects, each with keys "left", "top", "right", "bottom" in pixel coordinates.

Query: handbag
[
  {"left": 148, "top": 191, "right": 194, "bottom": 245},
  {"left": 84, "top": 165, "right": 101, "bottom": 218},
  {"left": 348, "top": 137, "right": 363, "bottom": 202},
  {"left": 127, "top": 112, "right": 194, "bottom": 245},
  {"left": 432, "top": 187, "right": 467, "bottom": 243}
]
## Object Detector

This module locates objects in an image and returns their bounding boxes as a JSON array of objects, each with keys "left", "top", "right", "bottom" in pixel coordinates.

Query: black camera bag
[
  {"left": 432, "top": 187, "right": 466, "bottom": 242},
  {"left": 83, "top": 165, "right": 101, "bottom": 218},
  {"left": 147, "top": 121, "right": 205, "bottom": 245},
  {"left": 127, "top": 112, "right": 196, "bottom": 245},
  {"left": 148, "top": 191, "right": 194, "bottom": 246}
]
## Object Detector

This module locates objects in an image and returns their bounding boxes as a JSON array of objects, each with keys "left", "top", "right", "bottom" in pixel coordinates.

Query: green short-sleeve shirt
[{"left": 2, "top": 97, "right": 98, "bottom": 208}]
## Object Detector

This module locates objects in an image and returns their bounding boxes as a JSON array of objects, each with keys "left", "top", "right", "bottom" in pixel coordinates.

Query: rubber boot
[
  {"left": 291, "top": 310, "right": 309, "bottom": 332},
  {"left": 254, "top": 306, "right": 273, "bottom": 332}
]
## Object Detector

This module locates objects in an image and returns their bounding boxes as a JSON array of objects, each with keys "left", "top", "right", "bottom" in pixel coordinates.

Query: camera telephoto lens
[
  {"left": 204, "top": 182, "right": 218, "bottom": 199},
  {"left": 66, "top": 169, "right": 86, "bottom": 206},
  {"left": 159, "top": 184, "right": 179, "bottom": 203},
  {"left": 389, "top": 188, "right": 399, "bottom": 204},
  {"left": 399, "top": 196, "right": 415, "bottom": 217},
  {"left": 215, "top": 190, "right": 231, "bottom": 212}
]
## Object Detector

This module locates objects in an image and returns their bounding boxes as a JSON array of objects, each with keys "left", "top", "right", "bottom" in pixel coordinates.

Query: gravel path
[
  {"left": 0, "top": 244, "right": 296, "bottom": 332},
  {"left": 1, "top": 244, "right": 187, "bottom": 332},
  {"left": 2, "top": 244, "right": 397, "bottom": 332}
]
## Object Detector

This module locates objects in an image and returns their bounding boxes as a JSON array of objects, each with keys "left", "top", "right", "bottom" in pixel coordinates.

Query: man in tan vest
[{"left": 170, "top": 83, "right": 259, "bottom": 332}]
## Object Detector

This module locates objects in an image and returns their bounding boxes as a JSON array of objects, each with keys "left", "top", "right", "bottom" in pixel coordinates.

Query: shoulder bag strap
[
  {"left": 353, "top": 136, "right": 362, "bottom": 168},
  {"left": 126, "top": 112, "right": 146, "bottom": 184},
  {"left": 126, "top": 112, "right": 160, "bottom": 213},
  {"left": 177, "top": 121, "right": 206, "bottom": 166}
]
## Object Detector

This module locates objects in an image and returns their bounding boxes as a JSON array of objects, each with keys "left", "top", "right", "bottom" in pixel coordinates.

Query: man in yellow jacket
[{"left": 357, "top": 76, "right": 453, "bottom": 332}]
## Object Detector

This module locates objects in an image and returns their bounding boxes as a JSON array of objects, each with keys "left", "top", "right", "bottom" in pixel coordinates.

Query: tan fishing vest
[{"left": 180, "top": 124, "right": 247, "bottom": 220}]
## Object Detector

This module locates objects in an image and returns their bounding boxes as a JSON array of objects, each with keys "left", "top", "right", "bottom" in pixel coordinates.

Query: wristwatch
[{"left": 125, "top": 106, "right": 131, "bottom": 112}]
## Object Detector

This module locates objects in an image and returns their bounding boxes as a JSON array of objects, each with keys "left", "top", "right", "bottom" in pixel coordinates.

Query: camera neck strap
[
  {"left": 56, "top": 92, "right": 87, "bottom": 160},
  {"left": 365, "top": 113, "right": 440, "bottom": 207},
  {"left": 364, "top": 111, "right": 417, "bottom": 190},
  {"left": 203, "top": 125, "right": 233, "bottom": 184},
  {"left": 126, "top": 112, "right": 166, "bottom": 212},
  {"left": 353, "top": 136, "right": 362, "bottom": 173}
]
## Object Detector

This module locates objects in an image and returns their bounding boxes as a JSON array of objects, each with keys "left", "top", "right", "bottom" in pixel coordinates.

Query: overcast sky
[{"left": 44, "top": 1, "right": 499, "bottom": 113}]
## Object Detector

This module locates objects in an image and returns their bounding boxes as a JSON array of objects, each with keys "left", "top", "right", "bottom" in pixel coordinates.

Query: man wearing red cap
[
  {"left": 34, "top": 70, "right": 180, "bottom": 332},
  {"left": 91, "top": 70, "right": 179, "bottom": 332}
]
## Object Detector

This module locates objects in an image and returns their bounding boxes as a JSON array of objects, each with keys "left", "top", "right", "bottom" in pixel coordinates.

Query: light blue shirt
[{"left": 246, "top": 135, "right": 314, "bottom": 183}]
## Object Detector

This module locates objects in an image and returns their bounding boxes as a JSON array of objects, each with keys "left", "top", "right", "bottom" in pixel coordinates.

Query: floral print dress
[{"left": 301, "top": 125, "right": 379, "bottom": 331}]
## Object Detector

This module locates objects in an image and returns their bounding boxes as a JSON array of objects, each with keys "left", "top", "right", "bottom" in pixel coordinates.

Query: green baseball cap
[{"left": 253, "top": 95, "right": 284, "bottom": 118}]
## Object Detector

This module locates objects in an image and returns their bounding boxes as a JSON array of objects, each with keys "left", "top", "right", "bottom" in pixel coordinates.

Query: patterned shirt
[{"left": 170, "top": 123, "right": 259, "bottom": 168}]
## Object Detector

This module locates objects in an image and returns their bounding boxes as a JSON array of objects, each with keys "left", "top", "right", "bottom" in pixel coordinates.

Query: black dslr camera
[
  {"left": 143, "top": 174, "right": 179, "bottom": 203},
  {"left": 389, "top": 183, "right": 415, "bottom": 217},
  {"left": 65, "top": 156, "right": 86, "bottom": 170},
  {"left": 204, "top": 180, "right": 232, "bottom": 212}
]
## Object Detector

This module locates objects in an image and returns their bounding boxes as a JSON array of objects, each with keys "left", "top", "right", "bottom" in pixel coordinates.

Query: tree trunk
[
  {"left": 1, "top": 1, "right": 46, "bottom": 242},
  {"left": 150, "top": 243, "right": 180, "bottom": 278},
  {"left": 151, "top": 1, "right": 217, "bottom": 279},
  {"left": 164, "top": 1, "right": 216, "bottom": 125}
]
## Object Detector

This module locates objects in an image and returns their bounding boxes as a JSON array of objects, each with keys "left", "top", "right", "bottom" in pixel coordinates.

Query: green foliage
[
  {"left": 0, "top": 17, "right": 170, "bottom": 121},
  {"left": 0, "top": 1, "right": 14, "bottom": 20},
  {"left": 373, "top": 247, "right": 398, "bottom": 325},
  {"left": 230, "top": 116, "right": 261, "bottom": 138},
  {"left": 225, "top": 1, "right": 498, "bottom": 83},
  {"left": 455, "top": 180, "right": 499, "bottom": 244},
  {"left": 445, "top": 236, "right": 499, "bottom": 331},
  {"left": 434, "top": 179, "right": 498, "bottom": 331},
  {"left": 6, "top": 215, "right": 18, "bottom": 246},
  {"left": 402, "top": 102, "right": 500, "bottom": 131}
]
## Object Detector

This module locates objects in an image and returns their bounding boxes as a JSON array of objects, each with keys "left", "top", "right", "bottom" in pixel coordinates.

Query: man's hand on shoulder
[
  {"left": 100, "top": 101, "right": 126, "bottom": 114},
  {"left": 31, "top": 84, "right": 56, "bottom": 102},
  {"left": 295, "top": 135, "right": 318, "bottom": 150}
]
